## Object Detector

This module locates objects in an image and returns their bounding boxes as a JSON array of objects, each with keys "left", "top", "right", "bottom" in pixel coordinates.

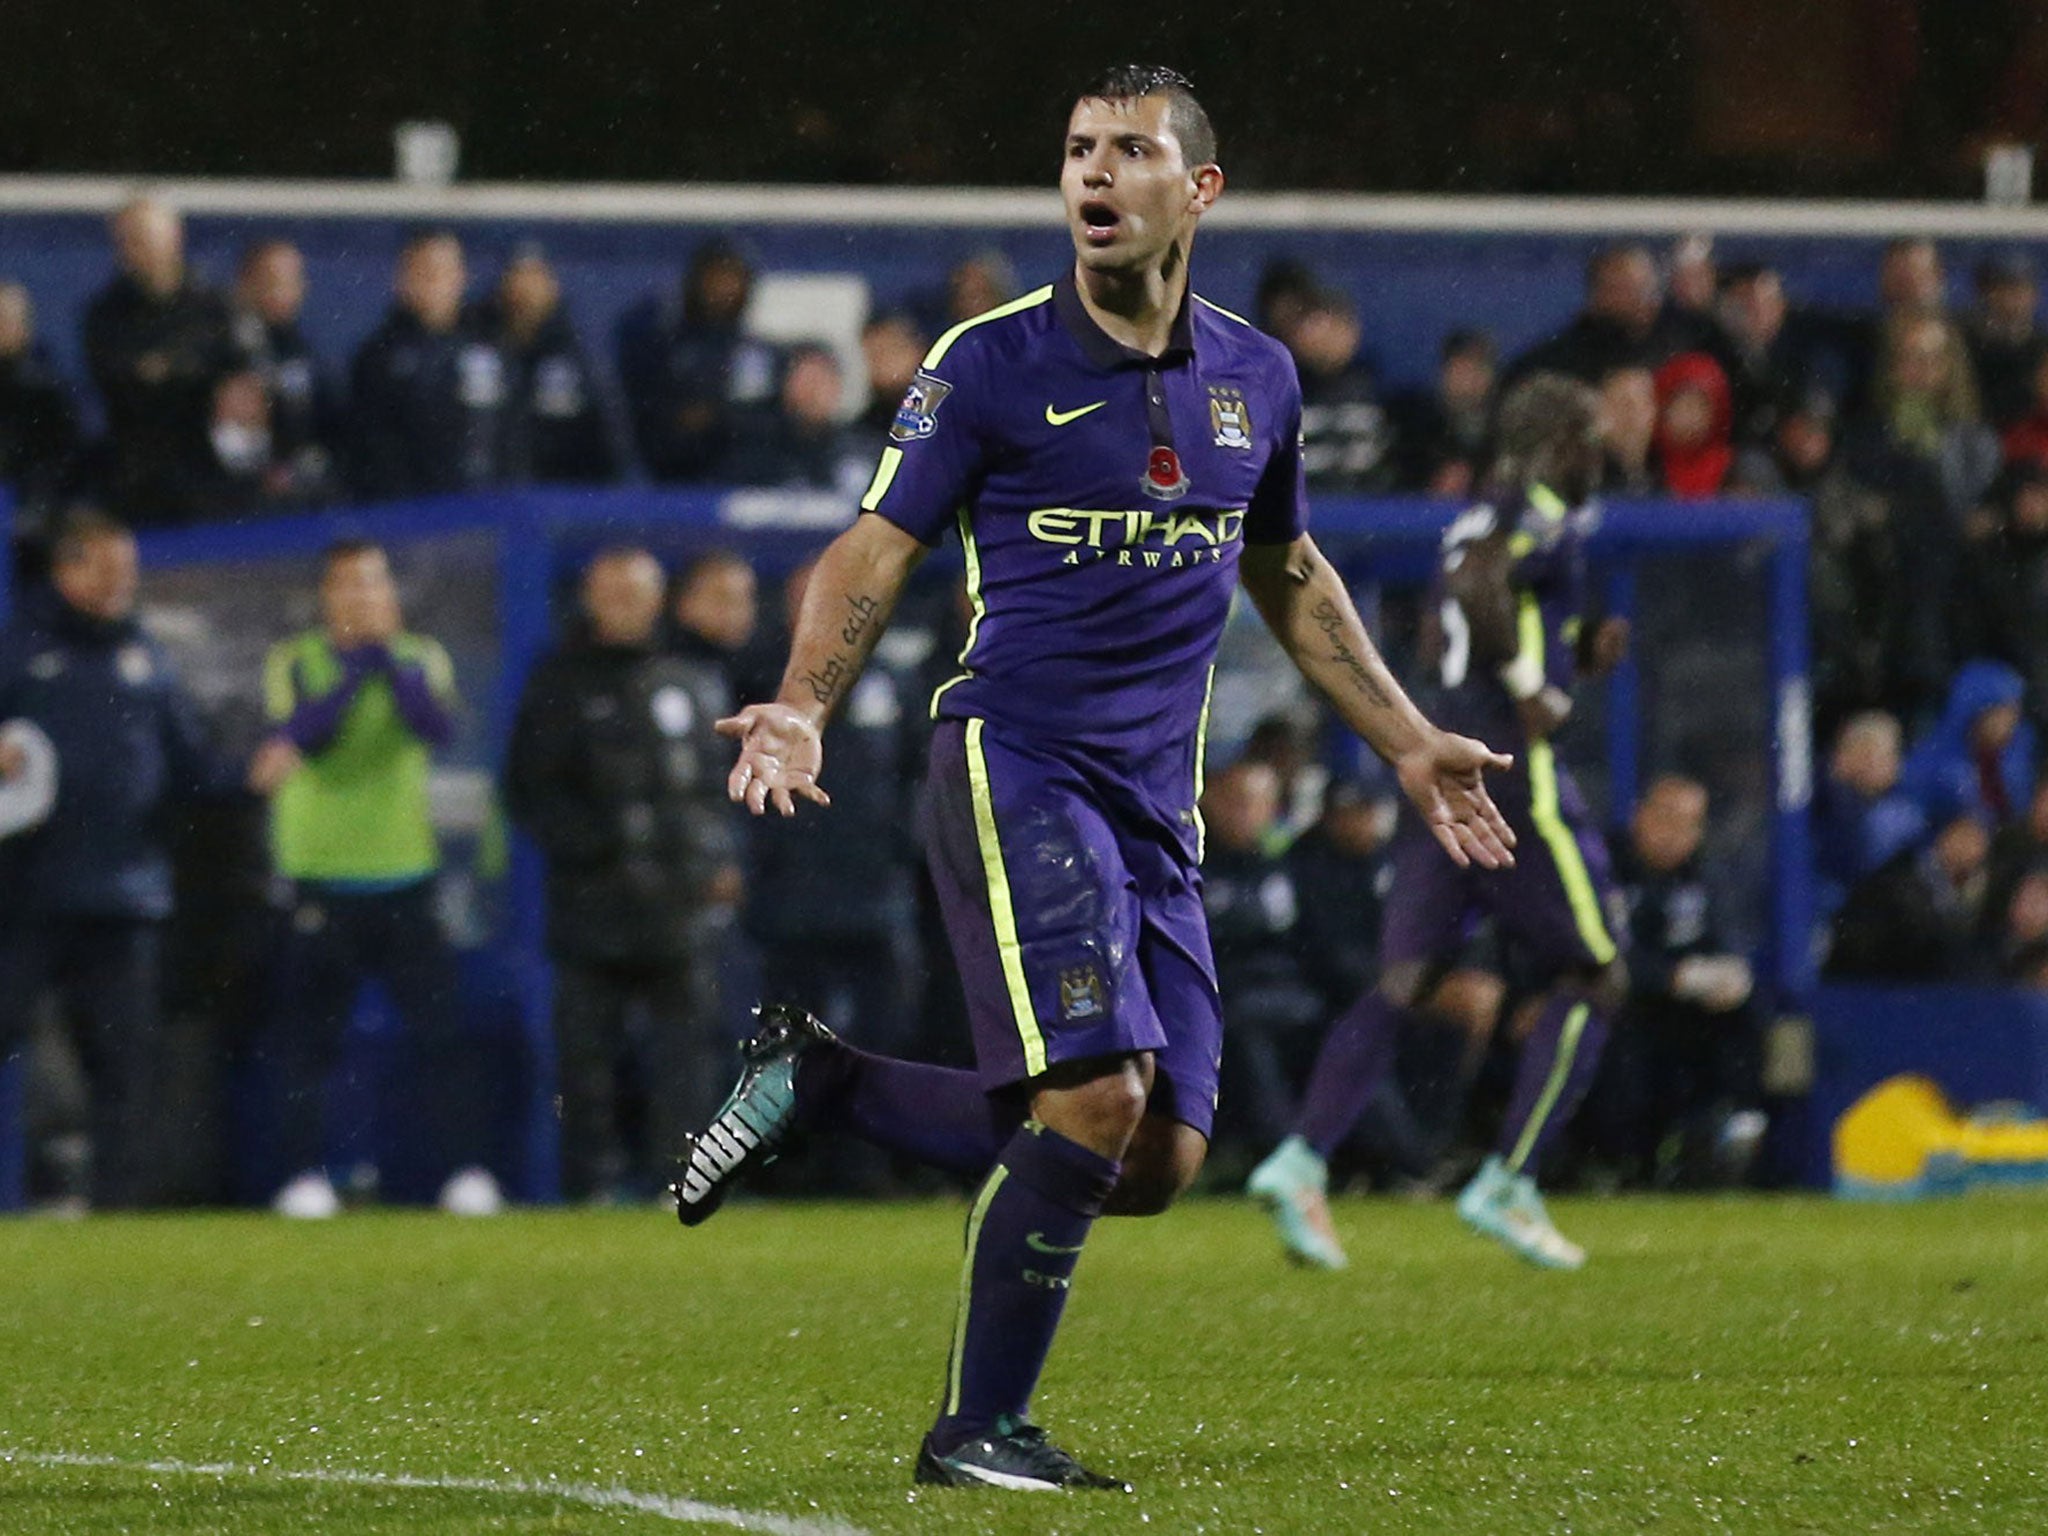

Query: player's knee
[
  {"left": 1106, "top": 1120, "right": 1206, "bottom": 1217},
  {"left": 1423, "top": 967, "right": 1505, "bottom": 1040},
  {"left": 1033, "top": 1056, "right": 1150, "bottom": 1154}
]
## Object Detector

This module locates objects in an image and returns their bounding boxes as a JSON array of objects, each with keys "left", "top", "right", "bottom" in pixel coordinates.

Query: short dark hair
[
  {"left": 400, "top": 226, "right": 461, "bottom": 259},
  {"left": 1585, "top": 242, "right": 1654, "bottom": 292},
  {"left": 1441, "top": 327, "right": 1496, "bottom": 363},
  {"left": 238, "top": 237, "right": 298, "bottom": 274},
  {"left": 1076, "top": 65, "right": 1217, "bottom": 168},
  {"left": 321, "top": 537, "right": 387, "bottom": 575},
  {"left": 675, "top": 547, "right": 752, "bottom": 592},
  {"left": 50, "top": 507, "right": 131, "bottom": 567}
]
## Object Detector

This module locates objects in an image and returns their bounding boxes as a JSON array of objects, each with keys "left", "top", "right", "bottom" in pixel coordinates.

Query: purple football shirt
[{"left": 861, "top": 274, "right": 1308, "bottom": 783}]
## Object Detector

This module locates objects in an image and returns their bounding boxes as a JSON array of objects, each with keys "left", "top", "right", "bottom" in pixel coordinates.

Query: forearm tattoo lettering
[
  {"left": 799, "top": 591, "right": 884, "bottom": 709},
  {"left": 1310, "top": 597, "right": 1395, "bottom": 710}
]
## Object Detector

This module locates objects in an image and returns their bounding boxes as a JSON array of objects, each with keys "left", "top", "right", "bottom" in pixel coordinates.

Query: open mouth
[{"left": 1079, "top": 200, "right": 1122, "bottom": 244}]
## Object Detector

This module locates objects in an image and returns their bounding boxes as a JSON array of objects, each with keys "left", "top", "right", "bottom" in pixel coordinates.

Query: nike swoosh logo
[
  {"left": 1045, "top": 401, "right": 1106, "bottom": 426},
  {"left": 1025, "top": 1231, "right": 1086, "bottom": 1256}
]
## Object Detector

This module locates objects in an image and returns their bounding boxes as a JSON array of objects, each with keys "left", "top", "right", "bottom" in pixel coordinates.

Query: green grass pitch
[{"left": 2, "top": 1193, "right": 2044, "bottom": 1533}]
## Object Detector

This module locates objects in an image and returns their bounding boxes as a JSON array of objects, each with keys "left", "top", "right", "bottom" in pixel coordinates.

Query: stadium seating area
[{"left": 4, "top": 191, "right": 2048, "bottom": 1210}]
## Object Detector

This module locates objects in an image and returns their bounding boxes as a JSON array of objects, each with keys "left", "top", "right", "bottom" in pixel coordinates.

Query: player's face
[
  {"left": 1061, "top": 95, "right": 1218, "bottom": 275},
  {"left": 322, "top": 551, "right": 402, "bottom": 646}
]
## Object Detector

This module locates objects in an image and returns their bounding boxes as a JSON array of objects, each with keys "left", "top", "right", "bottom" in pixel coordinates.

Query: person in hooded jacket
[
  {"left": 1651, "top": 351, "right": 1735, "bottom": 498},
  {"left": 505, "top": 547, "right": 739, "bottom": 1201},
  {"left": 1898, "top": 658, "right": 2039, "bottom": 830}
]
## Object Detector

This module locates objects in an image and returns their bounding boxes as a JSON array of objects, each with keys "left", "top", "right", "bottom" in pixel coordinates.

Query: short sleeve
[
  {"left": 856, "top": 343, "right": 989, "bottom": 546},
  {"left": 262, "top": 640, "right": 300, "bottom": 722},
  {"left": 1244, "top": 358, "right": 1309, "bottom": 545}
]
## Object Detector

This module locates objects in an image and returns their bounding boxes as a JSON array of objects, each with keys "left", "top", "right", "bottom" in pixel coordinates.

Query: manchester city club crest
[
  {"left": 888, "top": 369, "right": 954, "bottom": 443},
  {"left": 1058, "top": 964, "right": 1107, "bottom": 1021},
  {"left": 1208, "top": 385, "right": 1254, "bottom": 449}
]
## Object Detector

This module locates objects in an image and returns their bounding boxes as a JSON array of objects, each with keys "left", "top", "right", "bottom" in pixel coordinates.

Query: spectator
[
  {"left": 743, "top": 559, "right": 919, "bottom": 1122},
  {"left": 1238, "top": 713, "right": 1323, "bottom": 849},
  {"left": 257, "top": 539, "right": 503, "bottom": 1219},
  {"left": 1254, "top": 256, "right": 1321, "bottom": 343},
  {"left": 1861, "top": 309, "right": 2002, "bottom": 526},
  {"left": 916, "top": 248, "right": 1018, "bottom": 336},
  {"left": 0, "top": 279, "right": 80, "bottom": 533},
  {"left": 1998, "top": 349, "right": 2048, "bottom": 470},
  {"left": 1598, "top": 363, "right": 1659, "bottom": 494},
  {"left": 1589, "top": 774, "right": 1764, "bottom": 1188},
  {"left": 1877, "top": 237, "right": 1950, "bottom": 323},
  {"left": 1954, "top": 463, "right": 2048, "bottom": 726},
  {"left": 0, "top": 510, "right": 263, "bottom": 1207},
  {"left": 505, "top": 547, "right": 739, "bottom": 1202},
  {"left": 82, "top": 196, "right": 249, "bottom": 525},
  {"left": 349, "top": 230, "right": 518, "bottom": 500},
  {"left": 616, "top": 237, "right": 779, "bottom": 482},
  {"left": 1827, "top": 812, "right": 1991, "bottom": 982},
  {"left": 1967, "top": 251, "right": 2043, "bottom": 430},
  {"left": 1713, "top": 262, "right": 1811, "bottom": 450},
  {"left": 1731, "top": 384, "right": 1834, "bottom": 495},
  {"left": 1199, "top": 759, "right": 1323, "bottom": 1154},
  {"left": 1986, "top": 780, "right": 2048, "bottom": 952},
  {"left": 669, "top": 546, "right": 761, "bottom": 702},
  {"left": 721, "top": 343, "right": 872, "bottom": 495},
  {"left": 1287, "top": 288, "right": 1395, "bottom": 493},
  {"left": 1282, "top": 774, "right": 1396, "bottom": 1016},
  {"left": 1662, "top": 233, "right": 1722, "bottom": 353},
  {"left": 852, "top": 309, "right": 927, "bottom": 452},
  {"left": 232, "top": 239, "right": 338, "bottom": 493},
  {"left": 1998, "top": 865, "right": 2048, "bottom": 979},
  {"left": 475, "top": 243, "right": 623, "bottom": 484},
  {"left": 1814, "top": 711, "right": 1928, "bottom": 918},
  {"left": 1387, "top": 329, "right": 1495, "bottom": 496},
  {"left": 1508, "top": 242, "right": 1677, "bottom": 383},
  {"left": 1651, "top": 351, "right": 1735, "bottom": 498},
  {"left": 190, "top": 368, "right": 329, "bottom": 517},
  {"left": 1898, "top": 659, "right": 2038, "bottom": 828}
]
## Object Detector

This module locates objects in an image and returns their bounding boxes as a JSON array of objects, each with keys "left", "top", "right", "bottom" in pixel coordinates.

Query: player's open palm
[
  {"left": 717, "top": 703, "right": 830, "bottom": 817},
  {"left": 1397, "top": 729, "right": 1518, "bottom": 870}
]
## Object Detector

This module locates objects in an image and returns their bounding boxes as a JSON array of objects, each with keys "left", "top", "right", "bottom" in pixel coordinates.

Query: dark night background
[{"left": 3, "top": 0, "right": 2044, "bottom": 195}]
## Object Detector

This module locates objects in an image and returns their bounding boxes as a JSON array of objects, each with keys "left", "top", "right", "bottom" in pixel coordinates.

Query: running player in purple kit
[
  {"left": 674, "top": 65, "right": 1518, "bottom": 1493},
  {"left": 1249, "top": 373, "right": 1631, "bottom": 1273}
]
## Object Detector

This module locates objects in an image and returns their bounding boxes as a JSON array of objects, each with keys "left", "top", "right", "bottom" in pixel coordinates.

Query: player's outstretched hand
[
  {"left": 716, "top": 703, "right": 831, "bottom": 818},
  {"left": 1396, "top": 729, "right": 1518, "bottom": 870}
]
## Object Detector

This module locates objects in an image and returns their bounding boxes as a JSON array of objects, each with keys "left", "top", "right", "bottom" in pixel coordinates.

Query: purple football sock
[
  {"left": 796, "top": 1042, "right": 1016, "bottom": 1180},
  {"left": 1497, "top": 993, "right": 1612, "bottom": 1177},
  {"left": 1295, "top": 990, "right": 1405, "bottom": 1159},
  {"left": 929, "top": 1121, "right": 1120, "bottom": 1453}
]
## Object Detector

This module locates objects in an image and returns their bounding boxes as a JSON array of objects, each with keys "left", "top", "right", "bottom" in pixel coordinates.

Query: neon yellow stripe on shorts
[
  {"left": 964, "top": 717, "right": 1047, "bottom": 1077},
  {"left": 1507, "top": 1001, "right": 1590, "bottom": 1173},
  {"left": 1527, "top": 738, "right": 1617, "bottom": 966}
]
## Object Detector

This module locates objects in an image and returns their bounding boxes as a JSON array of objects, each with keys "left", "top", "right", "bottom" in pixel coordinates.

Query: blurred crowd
[{"left": 6, "top": 197, "right": 2048, "bottom": 1209}]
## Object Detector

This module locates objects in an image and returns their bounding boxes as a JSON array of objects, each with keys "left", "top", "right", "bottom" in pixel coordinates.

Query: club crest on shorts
[
  {"left": 1208, "top": 385, "right": 1253, "bottom": 449},
  {"left": 1058, "top": 965, "right": 1107, "bottom": 1021},
  {"left": 888, "top": 370, "right": 954, "bottom": 443}
]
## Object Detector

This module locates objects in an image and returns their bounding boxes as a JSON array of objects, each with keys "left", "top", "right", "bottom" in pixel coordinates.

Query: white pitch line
[{"left": 0, "top": 1448, "right": 869, "bottom": 1536}]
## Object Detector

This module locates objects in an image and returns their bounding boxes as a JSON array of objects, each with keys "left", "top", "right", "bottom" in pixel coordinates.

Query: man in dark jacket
[
  {"left": 0, "top": 280, "right": 80, "bottom": 538},
  {"left": 1585, "top": 775, "right": 1765, "bottom": 1188},
  {"left": 0, "top": 510, "right": 269, "bottom": 1207},
  {"left": 505, "top": 547, "right": 739, "bottom": 1201},
  {"left": 82, "top": 197, "right": 249, "bottom": 526},
  {"left": 615, "top": 238, "right": 781, "bottom": 482},
  {"left": 1507, "top": 243, "right": 1680, "bottom": 386},
  {"left": 232, "top": 239, "right": 339, "bottom": 498},
  {"left": 475, "top": 244, "right": 624, "bottom": 484},
  {"left": 349, "top": 230, "right": 519, "bottom": 500}
]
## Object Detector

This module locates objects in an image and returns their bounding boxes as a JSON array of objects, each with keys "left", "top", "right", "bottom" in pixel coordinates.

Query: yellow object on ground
[{"left": 1834, "top": 1075, "right": 2048, "bottom": 1198}]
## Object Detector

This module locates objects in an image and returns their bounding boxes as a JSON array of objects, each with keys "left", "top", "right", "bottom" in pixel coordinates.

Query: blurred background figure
[
  {"left": 1582, "top": 775, "right": 1765, "bottom": 1189},
  {"left": 232, "top": 238, "right": 338, "bottom": 499},
  {"left": 84, "top": 196, "right": 248, "bottom": 526},
  {"left": 1651, "top": 351, "right": 1735, "bottom": 498},
  {"left": 1285, "top": 288, "right": 1395, "bottom": 494},
  {"left": 1965, "top": 251, "right": 2041, "bottom": 432},
  {"left": 743, "top": 557, "right": 920, "bottom": 1191},
  {"left": 0, "top": 511, "right": 253, "bottom": 1208},
  {"left": 1827, "top": 811, "right": 1992, "bottom": 983},
  {"left": 1388, "top": 329, "right": 1495, "bottom": 497},
  {"left": 617, "top": 237, "right": 780, "bottom": 482},
  {"left": 669, "top": 547, "right": 762, "bottom": 704},
  {"left": 476, "top": 242, "right": 624, "bottom": 484},
  {"left": 506, "top": 547, "right": 738, "bottom": 1203},
  {"left": 1815, "top": 711, "right": 1928, "bottom": 922},
  {"left": 1597, "top": 363, "right": 1660, "bottom": 493},
  {"left": 1897, "top": 659, "right": 2037, "bottom": 831},
  {"left": 1511, "top": 242, "right": 1676, "bottom": 384},
  {"left": 852, "top": 310, "right": 928, "bottom": 456},
  {"left": 257, "top": 540, "right": 502, "bottom": 1218},
  {"left": 914, "top": 248, "right": 1017, "bottom": 336},
  {"left": 1711, "top": 262, "right": 1806, "bottom": 452},
  {"left": 349, "top": 230, "right": 518, "bottom": 499},
  {"left": 1858, "top": 308, "right": 2000, "bottom": 528},
  {"left": 1954, "top": 463, "right": 2048, "bottom": 730},
  {"left": 0, "top": 279, "right": 80, "bottom": 553},
  {"left": 721, "top": 343, "right": 871, "bottom": 495}
]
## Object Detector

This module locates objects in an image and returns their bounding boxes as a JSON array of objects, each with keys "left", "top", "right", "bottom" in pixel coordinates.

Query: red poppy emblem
[{"left": 1143, "top": 446, "right": 1189, "bottom": 500}]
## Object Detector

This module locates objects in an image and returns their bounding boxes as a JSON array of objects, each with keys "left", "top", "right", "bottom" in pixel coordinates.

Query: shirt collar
[{"left": 1054, "top": 270, "right": 1196, "bottom": 369}]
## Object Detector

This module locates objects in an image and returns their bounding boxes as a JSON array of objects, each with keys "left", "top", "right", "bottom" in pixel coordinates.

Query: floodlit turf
[{"left": 2, "top": 1194, "right": 2044, "bottom": 1534}]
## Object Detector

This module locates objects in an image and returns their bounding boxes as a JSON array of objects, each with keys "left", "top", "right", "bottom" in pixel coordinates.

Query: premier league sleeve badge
[{"left": 888, "top": 370, "right": 955, "bottom": 443}]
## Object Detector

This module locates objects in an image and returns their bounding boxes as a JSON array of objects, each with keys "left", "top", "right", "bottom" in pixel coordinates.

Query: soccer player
[
  {"left": 1249, "top": 373, "right": 1630, "bottom": 1272},
  {"left": 678, "top": 64, "right": 1517, "bottom": 1492}
]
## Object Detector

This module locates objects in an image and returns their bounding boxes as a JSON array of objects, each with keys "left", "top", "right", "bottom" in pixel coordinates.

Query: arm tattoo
[
  {"left": 798, "top": 591, "right": 883, "bottom": 710},
  {"left": 1309, "top": 597, "right": 1395, "bottom": 710}
]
